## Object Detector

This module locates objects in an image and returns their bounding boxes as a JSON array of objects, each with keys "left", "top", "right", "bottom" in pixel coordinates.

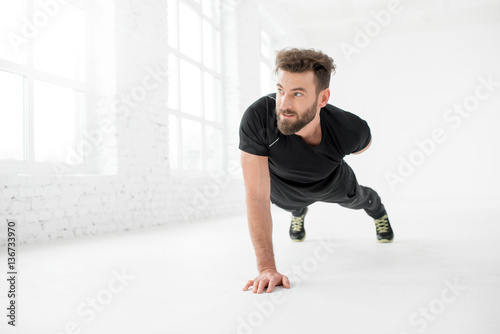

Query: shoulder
[
  {"left": 323, "top": 103, "right": 364, "bottom": 122},
  {"left": 241, "top": 93, "right": 277, "bottom": 128},
  {"left": 239, "top": 94, "right": 278, "bottom": 154},
  {"left": 323, "top": 103, "right": 369, "bottom": 130},
  {"left": 322, "top": 104, "right": 371, "bottom": 156},
  {"left": 245, "top": 93, "right": 276, "bottom": 115}
]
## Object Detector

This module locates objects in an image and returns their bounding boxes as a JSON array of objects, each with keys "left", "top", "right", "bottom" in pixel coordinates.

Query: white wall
[{"left": 331, "top": 20, "right": 500, "bottom": 206}]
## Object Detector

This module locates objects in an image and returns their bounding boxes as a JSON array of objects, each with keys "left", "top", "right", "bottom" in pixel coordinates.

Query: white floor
[{"left": 1, "top": 201, "right": 499, "bottom": 334}]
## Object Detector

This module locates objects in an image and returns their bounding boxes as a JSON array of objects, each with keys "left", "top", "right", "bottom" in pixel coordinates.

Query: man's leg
[
  {"left": 291, "top": 207, "right": 307, "bottom": 217},
  {"left": 338, "top": 184, "right": 393, "bottom": 243},
  {"left": 326, "top": 163, "right": 394, "bottom": 242},
  {"left": 338, "top": 184, "right": 386, "bottom": 219}
]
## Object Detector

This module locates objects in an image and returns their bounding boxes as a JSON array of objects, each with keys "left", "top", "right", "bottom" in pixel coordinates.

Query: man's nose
[{"left": 279, "top": 94, "right": 292, "bottom": 110}]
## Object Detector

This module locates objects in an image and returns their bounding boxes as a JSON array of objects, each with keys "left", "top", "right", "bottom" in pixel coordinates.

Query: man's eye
[
  {"left": 278, "top": 89, "right": 284, "bottom": 94},
  {"left": 295, "top": 92, "right": 303, "bottom": 97}
]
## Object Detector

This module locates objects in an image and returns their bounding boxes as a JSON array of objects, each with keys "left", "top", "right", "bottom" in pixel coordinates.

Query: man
[{"left": 239, "top": 48, "right": 393, "bottom": 294}]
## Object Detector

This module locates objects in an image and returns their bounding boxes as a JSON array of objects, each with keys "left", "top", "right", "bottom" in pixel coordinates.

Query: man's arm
[
  {"left": 352, "top": 137, "right": 372, "bottom": 155},
  {"left": 240, "top": 151, "right": 290, "bottom": 294}
]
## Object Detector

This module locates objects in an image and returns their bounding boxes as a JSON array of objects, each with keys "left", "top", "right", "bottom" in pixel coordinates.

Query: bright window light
[
  {"left": 168, "top": 0, "right": 224, "bottom": 172},
  {"left": 33, "top": 3, "right": 85, "bottom": 81},
  {"left": 168, "top": 54, "right": 179, "bottom": 109},
  {"left": 260, "top": 61, "right": 273, "bottom": 96},
  {"left": 0, "top": 2, "right": 25, "bottom": 64},
  {"left": 204, "top": 72, "right": 222, "bottom": 122},
  {"left": 205, "top": 125, "right": 222, "bottom": 171},
  {"left": 181, "top": 118, "right": 202, "bottom": 171},
  {"left": 34, "top": 80, "right": 84, "bottom": 163},
  {"left": 179, "top": 2, "right": 201, "bottom": 62},
  {"left": 180, "top": 59, "right": 202, "bottom": 117},
  {"left": 168, "top": 114, "right": 179, "bottom": 169},
  {"left": 167, "top": 0, "right": 178, "bottom": 48},
  {"left": 0, "top": 1, "right": 88, "bottom": 169},
  {"left": 0, "top": 70, "right": 24, "bottom": 160}
]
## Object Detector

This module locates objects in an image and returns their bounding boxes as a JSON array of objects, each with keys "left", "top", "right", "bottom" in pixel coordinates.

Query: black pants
[{"left": 275, "top": 164, "right": 386, "bottom": 220}]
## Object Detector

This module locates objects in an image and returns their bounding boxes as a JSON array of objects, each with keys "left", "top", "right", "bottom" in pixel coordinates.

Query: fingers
[
  {"left": 266, "top": 279, "right": 278, "bottom": 293},
  {"left": 243, "top": 273, "right": 291, "bottom": 293},
  {"left": 255, "top": 277, "right": 276, "bottom": 293},
  {"left": 282, "top": 275, "right": 290, "bottom": 289},
  {"left": 255, "top": 279, "right": 267, "bottom": 294},
  {"left": 242, "top": 280, "right": 254, "bottom": 291},
  {"left": 267, "top": 275, "right": 289, "bottom": 293}
]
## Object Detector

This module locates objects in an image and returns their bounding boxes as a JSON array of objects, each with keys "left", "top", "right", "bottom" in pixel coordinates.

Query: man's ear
[{"left": 319, "top": 88, "right": 330, "bottom": 108}]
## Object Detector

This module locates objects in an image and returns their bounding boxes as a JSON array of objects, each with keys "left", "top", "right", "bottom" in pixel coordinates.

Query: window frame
[
  {"left": 0, "top": 0, "right": 91, "bottom": 175},
  {"left": 167, "top": 0, "right": 226, "bottom": 175}
]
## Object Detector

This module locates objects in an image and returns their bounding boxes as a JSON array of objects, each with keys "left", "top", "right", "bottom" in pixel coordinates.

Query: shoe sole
[
  {"left": 291, "top": 233, "right": 306, "bottom": 242},
  {"left": 377, "top": 238, "right": 393, "bottom": 243}
]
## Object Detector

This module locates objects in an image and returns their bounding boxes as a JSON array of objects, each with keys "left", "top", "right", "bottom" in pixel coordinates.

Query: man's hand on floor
[{"left": 242, "top": 268, "right": 290, "bottom": 293}]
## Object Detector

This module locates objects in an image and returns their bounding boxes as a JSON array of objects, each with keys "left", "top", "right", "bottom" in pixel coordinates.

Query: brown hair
[{"left": 274, "top": 48, "right": 336, "bottom": 93}]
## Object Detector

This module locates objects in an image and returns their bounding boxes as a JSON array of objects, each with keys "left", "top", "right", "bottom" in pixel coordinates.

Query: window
[
  {"left": 167, "top": 0, "right": 224, "bottom": 173},
  {"left": 260, "top": 29, "right": 275, "bottom": 96},
  {"left": 0, "top": 0, "right": 87, "bottom": 171}
]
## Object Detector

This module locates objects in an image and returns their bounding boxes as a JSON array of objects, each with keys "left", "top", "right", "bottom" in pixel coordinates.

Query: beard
[{"left": 276, "top": 97, "right": 318, "bottom": 135}]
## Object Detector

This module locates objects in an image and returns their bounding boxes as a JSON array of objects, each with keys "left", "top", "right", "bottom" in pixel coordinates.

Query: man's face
[{"left": 275, "top": 70, "right": 320, "bottom": 136}]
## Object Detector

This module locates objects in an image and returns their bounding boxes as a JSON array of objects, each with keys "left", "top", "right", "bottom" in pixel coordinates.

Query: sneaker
[
  {"left": 374, "top": 214, "right": 394, "bottom": 243},
  {"left": 289, "top": 208, "right": 308, "bottom": 242}
]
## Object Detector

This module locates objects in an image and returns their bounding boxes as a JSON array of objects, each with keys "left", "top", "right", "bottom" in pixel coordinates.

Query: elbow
[{"left": 353, "top": 137, "right": 372, "bottom": 155}]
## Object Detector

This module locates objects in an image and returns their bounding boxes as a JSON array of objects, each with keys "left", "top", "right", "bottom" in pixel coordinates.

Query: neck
[{"left": 295, "top": 109, "right": 322, "bottom": 146}]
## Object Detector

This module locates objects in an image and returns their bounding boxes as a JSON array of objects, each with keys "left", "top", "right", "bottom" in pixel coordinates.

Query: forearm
[{"left": 245, "top": 197, "right": 276, "bottom": 273}]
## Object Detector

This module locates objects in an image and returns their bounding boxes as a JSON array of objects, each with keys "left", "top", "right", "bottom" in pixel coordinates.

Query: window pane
[
  {"left": 167, "top": 0, "right": 178, "bottom": 48},
  {"left": 168, "top": 54, "right": 179, "bottom": 109},
  {"left": 179, "top": 59, "right": 202, "bottom": 117},
  {"left": 0, "top": 1, "right": 25, "bottom": 64},
  {"left": 260, "top": 61, "right": 273, "bottom": 96},
  {"left": 261, "top": 30, "right": 271, "bottom": 59},
  {"left": 205, "top": 126, "right": 221, "bottom": 171},
  {"left": 168, "top": 114, "right": 179, "bottom": 169},
  {"left": 181, "top": 119, "right": 202, "bottom": 171},
  {"left": 213, "top": 28, "right": 221, "bottom": 73},
  {"left": 202, "top": 20, "right": 221, "bottom": 72},
  {"left": 34, "top": 80, "right": 84, "bottom": 163},
  {"left": 204, "top": 73, "right": 222, "bottom": 122},
  {"left": 202, "top": 20, "right": 213, "bottom": 69},
  {"left": 202, "top": 0, "right": 212, "bottom": 18},
  {"left": 179, "top": 2, "right": 201, "bottom": 62},
  {"left": 33, "top": 2, "right": 85, "bottom": 81},
  {"left": 0, "top": 70, "right": 24, "bottom": 160},
  {"left": 212, "top": 0, "right": 221, "bottom": 21}
]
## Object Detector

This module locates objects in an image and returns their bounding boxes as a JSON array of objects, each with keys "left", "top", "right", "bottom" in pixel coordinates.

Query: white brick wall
[{"left": 1, "top": 0, "right": 274, "bottom": 246}]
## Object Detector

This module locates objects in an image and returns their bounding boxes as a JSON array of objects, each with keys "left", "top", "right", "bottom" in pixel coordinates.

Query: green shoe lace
[
  {"left": 291, "top": 215, "right": 305, "bottom": 232},
  {"left": 374, "top": 214, "right": 390, "bottom": 234}
]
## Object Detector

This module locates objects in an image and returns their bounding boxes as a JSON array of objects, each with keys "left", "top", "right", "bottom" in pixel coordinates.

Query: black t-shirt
[{"left": 239, "top": 93, "right": 371, "bottom": 209}]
